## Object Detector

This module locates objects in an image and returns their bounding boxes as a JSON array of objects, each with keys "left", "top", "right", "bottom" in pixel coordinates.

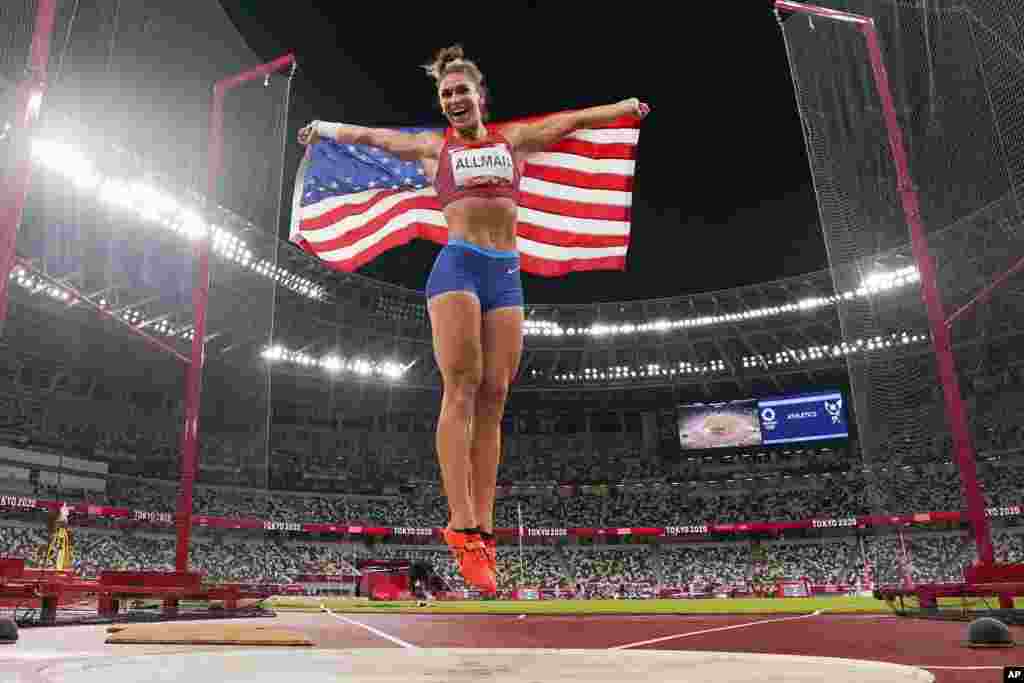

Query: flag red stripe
[
  {"left": 580, "top": 115, "right": 640, "bottom": 130},
  {"left": 302, "top": 187, "right": 629, "bottom": 253},
  {"left": 305, "top": 199, "right": 629, "bottom": 255},
  {"left": 494, "top": 113, "right": 640, "bottom": 131},
  {"left": 300, "top": 192, "right": 440, "bottom": 232},
  {"left": 518, "top": 189, "right": 631, "bottom": 223},
  {"left": 303, "top": 185, "right": 630, "bottom": 234},
  {"left": 292, "top": 234, "right": 317, "bottom": 258},
  {"left": 300, "top": 196, "right": 441, "bottom": 253},
  {"left": 548, "top": 138, "right": 637, "bottom": 160},
  {"left": 304, "top": 183, "right": 630, "bottom": 229},
  {"left": 523, "top": 163, "right": 635, "bottom": 192},
  {"left": 516, "top": 223, "right": 629, "bottom": 249},
  {"left": 299, "top": 224, "right": 626, "bottom": 277},
  {"left": 418, "top": 223, "right": 448, "bottom": 246},
  {"left": 313, "top": 221, "right": 449, "bottom": 273},
  {"left": 519, "top": 252, "right": 627, "bottom": 278},
  {"left": 327, "top": 225, "right": 421, "bottom": 273}
]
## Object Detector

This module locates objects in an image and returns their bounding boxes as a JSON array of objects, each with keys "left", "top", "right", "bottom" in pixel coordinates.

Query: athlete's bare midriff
[
  {"left": 443, "top": 196, "right": 518, "bottom": 251},
  {"left": 424, "top": 127, "right": 521, "bottom": 253}
]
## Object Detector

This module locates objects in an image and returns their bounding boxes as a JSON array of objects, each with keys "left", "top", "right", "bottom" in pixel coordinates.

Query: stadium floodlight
[
  {"left": 27, "top": 91, "right": 43, "bottom": 118},
  {"left": 29, "top": 137, "right": 325, "bottom": 302},
  {"left": 546, "top": 328, "right": 931, "bottom": 384},
  {"left": 524, "top": 266, "right": 923, "bottom": 339},
  {"left": 261, "top": 345, "right": 285, "bottom": 361},
  {"left": 130, "top": 181, "right": 180, "bottom": 218},
  {"left": 798, "top": 297, "right": 827, "bottom": 309},
  {"left": 32, "top": 139, "right": 101, "bottom": 190},
  {"left": 861, "top": 266, "right": 919, "bottom": 293},
  {"left": 261, "top": 346, "right": 410, "bottom": 380},
  {"left": 378, "top": 361, "right": 405, "bottom": 379},
  {"left": 177, "top": 210, "right": 207, "bottom": 241},
  {"left": 98, "top": 177, "right": 132, "bottom": 208},
  {"left": 34, "top": 138, "right": 106, "bottom": 200}
]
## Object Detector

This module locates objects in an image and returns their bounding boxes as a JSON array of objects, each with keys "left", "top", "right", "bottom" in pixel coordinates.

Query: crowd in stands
[
  {"left": 3, "top": 521, "right": 1022, "bottom": 592},
  {"left": 4, "top": 450, "right": 1022, "bottom": 580},
  {"left": 2, "top": 346, "right": 1022, "bottom": 496},
  {"left": 760, "top": 540, "right": 862, "bottom": 585},
  {"left": 0, "top": 525, "right": 361, "bottom": 584},
  {"left": 2, "top": 343, "right": 1023, "bottom": 594},
  {"left": 562, "top": 547, "right": 658, "bottom": 590},
  {"left": 660, "top": 545, "right": 751, "bottom": 589},
  {"left": 43, "top": 460, "right": 1017, "bottom": 533}
]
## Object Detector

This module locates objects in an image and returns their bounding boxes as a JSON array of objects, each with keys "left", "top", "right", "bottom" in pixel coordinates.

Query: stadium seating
[{"left": 1, "top": 348, "right": 1022, "bottom": 591}]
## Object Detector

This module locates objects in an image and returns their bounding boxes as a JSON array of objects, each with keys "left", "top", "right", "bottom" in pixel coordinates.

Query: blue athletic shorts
[{"left": 425, "top": 238, "right": 524, "bottom": 313}]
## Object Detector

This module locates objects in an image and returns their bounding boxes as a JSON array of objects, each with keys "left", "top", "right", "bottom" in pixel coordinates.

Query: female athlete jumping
[{"left": 299, "top": 45, "right": 649, "bottom": 592}]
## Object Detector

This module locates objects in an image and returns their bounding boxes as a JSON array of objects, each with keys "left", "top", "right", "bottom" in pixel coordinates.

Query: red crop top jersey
[{"left": 433, "top": 126, "right": 521, "bottom": 209}]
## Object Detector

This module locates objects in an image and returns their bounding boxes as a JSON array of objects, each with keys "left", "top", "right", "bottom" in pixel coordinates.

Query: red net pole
[
  {"left": 0, "top": 0, "right": 58, "bottom": 332},
  {"left": 775, "top": 0, "right": 995, "bottom": 566},
  {"left": 174, "top": 53, "right": 297, "bottom": 573},
  {"left": 860, "top": 21, "right": 993, "bottom": 567}
]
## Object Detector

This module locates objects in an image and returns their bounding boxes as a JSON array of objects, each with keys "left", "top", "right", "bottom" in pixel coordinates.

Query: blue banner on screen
[{"left": 756, "top": 392, "right": 848, "bottom": 445}]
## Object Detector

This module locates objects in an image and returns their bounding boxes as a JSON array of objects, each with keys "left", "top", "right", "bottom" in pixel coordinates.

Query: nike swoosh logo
[{"left": 507, "top": 266, "right": 520, "bottom": 274}]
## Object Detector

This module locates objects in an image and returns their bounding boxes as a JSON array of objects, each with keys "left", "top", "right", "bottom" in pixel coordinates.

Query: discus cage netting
[
  {"left": 0, "top": 0, "right": 303, "bottom": 598},
  {"left": 777, "top": 0, "right": 1024, "bottom": 614}
]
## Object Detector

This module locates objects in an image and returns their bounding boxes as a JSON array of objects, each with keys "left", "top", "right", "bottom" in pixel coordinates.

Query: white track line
[
  {"left": 320, "top": 604, "right": 418, "bottom": 649},
  {"left": 608, "top": 609, "right": 826, "bottom": 650},
  {"left": 608, "top": 612, "right": 1013, "bottom": 672},
  {"left": 0, "top": 651, "right": 105, "bottom": 660}
]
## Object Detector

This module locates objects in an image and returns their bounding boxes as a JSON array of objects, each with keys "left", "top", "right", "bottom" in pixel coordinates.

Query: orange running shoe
[
  {"left": 443, "top": 528, "right": 496, "bottom": 593},
  {"left": 482, "top": 536, "right": 497, "bottom": 575}
]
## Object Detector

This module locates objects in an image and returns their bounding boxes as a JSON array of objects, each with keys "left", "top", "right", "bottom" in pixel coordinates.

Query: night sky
[{"left": 219, "top": 2, "right": 826, "bottom": 305}]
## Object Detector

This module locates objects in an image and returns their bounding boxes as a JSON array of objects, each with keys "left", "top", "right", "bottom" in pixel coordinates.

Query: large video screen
[
  {"left": 756, "top": 391, "right": 848, "bottom": 445},
  {"left": 677, "top": 390, "right": 849, "bottom": 450},
  {"left": 677, "top": 400, "right": 762, "bottom": 449}
]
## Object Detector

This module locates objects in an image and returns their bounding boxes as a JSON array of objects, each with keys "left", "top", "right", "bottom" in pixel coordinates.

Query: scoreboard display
[
  {"left": 676, "top": 400, "right": 761, "bottom": 449},
  {"left": 678, "top": 390, "right": 848, "bottom": 450},
  {"left": 757, "top": 391, "right": 848, "bottom": 445}
]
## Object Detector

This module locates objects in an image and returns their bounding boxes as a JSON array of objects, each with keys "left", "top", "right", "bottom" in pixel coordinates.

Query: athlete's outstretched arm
[
  {"left": 298, "top": 121, "right": 441, "bottom": 162},
  {"left": 506, "top": 98, "right": 650, "bottom": 155}
]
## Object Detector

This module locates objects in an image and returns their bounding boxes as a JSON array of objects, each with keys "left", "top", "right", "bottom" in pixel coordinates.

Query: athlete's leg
[
  {"left": 426, "top": 245, "right": 496, "bottom": 591},
  {"left": 470, "top": 304, "right": 523, "bottom": 535},
  {"left": 428, "top": 290, "right": 483, "bottom": 531}
]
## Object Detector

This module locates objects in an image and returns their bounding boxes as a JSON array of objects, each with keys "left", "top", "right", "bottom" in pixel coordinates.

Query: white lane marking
[
  {"left": 0, "top": 651, "right": 105, "bottom": 660},
  {"left": 608, "top": 611, "right": 1012, "bottom": 673},
  {"left": 608, "top": 609, "right": 826, "bottom": 650},
  {"left": 319, "top": 604, "right": 418, "bottom": 649}
]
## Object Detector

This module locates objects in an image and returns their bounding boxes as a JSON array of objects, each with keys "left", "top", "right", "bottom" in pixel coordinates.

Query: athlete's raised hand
[
  {"left": 297, "top": 122, "right": 320, "bottom": 146},
  {"left": 625, "top": 97, "right": 651, "bottom": 119}
]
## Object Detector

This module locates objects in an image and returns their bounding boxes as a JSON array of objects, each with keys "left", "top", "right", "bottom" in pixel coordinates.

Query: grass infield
[{"left": 267, "top": 595, "right": 895, "bottom": 615}]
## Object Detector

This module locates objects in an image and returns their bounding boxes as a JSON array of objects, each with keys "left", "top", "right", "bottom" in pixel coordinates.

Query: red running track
[
  {"left": 2, "top": 612, "right": 1021, "bottom": 682},
  {"left": 306, "top": 611, "right": 1023, "bottom": 683}
]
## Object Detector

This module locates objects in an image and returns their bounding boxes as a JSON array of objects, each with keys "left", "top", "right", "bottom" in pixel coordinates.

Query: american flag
[{"left": 288, "top": 112, "right": 642, "bottom": 277}]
